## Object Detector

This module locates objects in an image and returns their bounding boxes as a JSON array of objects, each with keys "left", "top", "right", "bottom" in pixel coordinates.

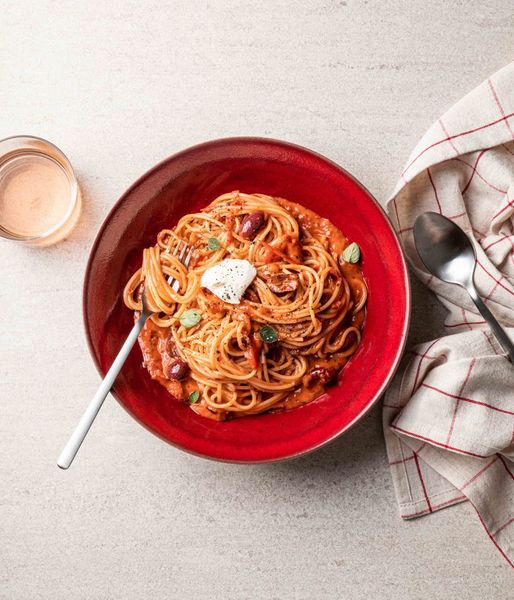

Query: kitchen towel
[{"left": 384, "top": 61, "right": 514, "bottom": 568}]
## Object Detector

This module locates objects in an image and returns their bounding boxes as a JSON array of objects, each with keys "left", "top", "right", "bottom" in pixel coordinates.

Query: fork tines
[{"left": 166, "top": 239, "right": 193, "bottom": 290}]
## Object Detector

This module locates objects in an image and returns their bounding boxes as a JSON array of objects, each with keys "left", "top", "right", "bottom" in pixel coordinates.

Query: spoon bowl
[{"left": 413, "top": 212, "right": 476, "bottom": 288}]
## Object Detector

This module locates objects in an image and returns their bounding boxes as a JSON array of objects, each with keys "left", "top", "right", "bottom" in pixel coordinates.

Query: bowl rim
[{"left": 83, "top": 136, "right": 411, "bottom": 463}]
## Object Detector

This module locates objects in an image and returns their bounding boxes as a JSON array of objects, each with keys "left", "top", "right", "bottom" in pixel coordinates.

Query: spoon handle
[
  {"left": 466, "top": 285, "right": 514, "bottom": 363},
  {"left": 57, "top": 312, "right": 149, "bottom": 469}
]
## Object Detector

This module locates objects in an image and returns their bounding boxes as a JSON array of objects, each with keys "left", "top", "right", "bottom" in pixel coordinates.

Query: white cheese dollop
[{"left": 200, "top": 258, "right": 257, "bottom": 304}]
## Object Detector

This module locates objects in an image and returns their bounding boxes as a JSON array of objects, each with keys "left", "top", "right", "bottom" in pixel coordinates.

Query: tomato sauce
[{"left": 135, "top": 196, "right": 366, "bottom": 419}]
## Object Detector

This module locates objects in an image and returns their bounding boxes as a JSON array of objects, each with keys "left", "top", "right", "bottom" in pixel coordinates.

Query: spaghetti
[{"left": 123, "top": 192, "right": 367, "bottom": 420}]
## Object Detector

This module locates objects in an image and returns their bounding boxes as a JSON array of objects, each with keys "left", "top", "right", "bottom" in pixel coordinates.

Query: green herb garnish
[
  {"left": 207, "top": 237, "right": 221, "bottom": 250},
  {"left": 259, "top": 325, "right": 278, "bottom": 344},
  {"left": 179, "top": 309, "right": 202, "bottom": 328},
  {"left": 342, "top": 242, "right": 361, "bottom": 264},
  {"left": 188, "top": 390, "right": 200, "bottom": 404}
]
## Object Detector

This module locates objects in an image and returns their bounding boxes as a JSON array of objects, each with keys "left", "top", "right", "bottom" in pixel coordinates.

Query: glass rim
[{"left": 0, "top": 134, "right": 79, "bottom": 242}]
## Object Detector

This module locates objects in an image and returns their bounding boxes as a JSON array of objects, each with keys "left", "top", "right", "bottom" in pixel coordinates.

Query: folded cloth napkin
[{"left": 384, "top": 61, "right": 514, "bottom": 568}]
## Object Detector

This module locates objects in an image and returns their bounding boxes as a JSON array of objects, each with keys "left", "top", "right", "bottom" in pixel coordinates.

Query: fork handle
[{"left": 57, "top": 312, "right": 149, "bottom": 469}]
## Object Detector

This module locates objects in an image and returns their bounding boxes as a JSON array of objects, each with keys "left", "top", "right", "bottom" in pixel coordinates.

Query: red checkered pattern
[{"left": 384, "top": 62, "right": 514, "bottom": 568}]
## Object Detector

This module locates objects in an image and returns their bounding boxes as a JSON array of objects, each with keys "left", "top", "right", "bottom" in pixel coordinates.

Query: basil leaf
[
  {"left": 259, "top": 325, "right": 278, "bottom": 344},
  {"left": 207, "top": 237, "right": 221, "bottom": 250},
  {"left": 179, "top": 309, "right": 201, "bottom": 328},
  {"left": 342, "top": 242, "right": 361, "bottom": 264},
  {"left": 188, "top": 390, "right": 200, "bottom": 404}
]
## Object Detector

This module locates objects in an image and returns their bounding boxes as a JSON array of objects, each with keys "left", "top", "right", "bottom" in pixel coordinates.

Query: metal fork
[{"left": 57, "top": 240, "right": 193, "bottom": 469}]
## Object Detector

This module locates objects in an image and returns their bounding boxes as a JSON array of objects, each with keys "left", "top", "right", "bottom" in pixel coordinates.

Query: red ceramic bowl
[{"left": 84, "top": 137, "right": 410, "bottom": 462}]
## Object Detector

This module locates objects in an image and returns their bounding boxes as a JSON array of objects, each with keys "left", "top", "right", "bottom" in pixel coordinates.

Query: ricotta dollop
[{"left": 200, "top": 258, "right": 257, "bottom": 304}]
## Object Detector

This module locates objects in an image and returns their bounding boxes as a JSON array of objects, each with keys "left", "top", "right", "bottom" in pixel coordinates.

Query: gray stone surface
[{"left": 1, "top": 1, "right": 513, "bottom": 598}]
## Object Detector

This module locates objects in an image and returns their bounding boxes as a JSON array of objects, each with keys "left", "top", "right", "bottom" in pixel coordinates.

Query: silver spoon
[{"left": 413, "top": 211, "right": 514, "bottom": 363}]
